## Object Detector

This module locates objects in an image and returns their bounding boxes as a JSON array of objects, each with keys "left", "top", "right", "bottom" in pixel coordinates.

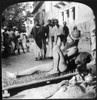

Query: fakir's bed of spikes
[{"left": 2, "top": 71, "right": 60, "bottom": 89}]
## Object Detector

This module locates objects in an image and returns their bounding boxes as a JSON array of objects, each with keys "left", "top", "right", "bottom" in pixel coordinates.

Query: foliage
[{"left": 2, "top": 2, "right": 33, "bottom": 33}]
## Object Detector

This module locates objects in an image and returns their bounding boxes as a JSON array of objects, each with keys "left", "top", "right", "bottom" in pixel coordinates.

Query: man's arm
[
  {"left": 61, "top": 26, "right": 64, "bottom": 35},
  {"left": 30, "top": 27, "right": 34, "bottom": 38}
]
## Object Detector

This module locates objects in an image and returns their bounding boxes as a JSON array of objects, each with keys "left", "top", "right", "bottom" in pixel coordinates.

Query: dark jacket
[
  {"left": 63, "top": 25, "right": 69, "bottom": 38},
  {"left": 45, "top": 24, "right": 49, "bottom": 39},
  {"left": 30, "top": 25, "right": 42, "bottom": 49},
  {"left": 40, "top": 25, "right": 46, "bottom": 39}
]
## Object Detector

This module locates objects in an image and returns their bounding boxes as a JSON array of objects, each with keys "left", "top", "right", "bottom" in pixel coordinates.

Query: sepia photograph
[{"left": 1, "top": 0, "right": 96, "bottom": 99}]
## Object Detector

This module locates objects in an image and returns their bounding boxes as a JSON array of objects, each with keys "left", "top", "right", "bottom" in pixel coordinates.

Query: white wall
[{"left": 76, "top": 3, "right": 94, "bottom": 24}]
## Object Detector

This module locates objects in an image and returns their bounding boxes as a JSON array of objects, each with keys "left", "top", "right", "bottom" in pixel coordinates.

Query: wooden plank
[{"left": 2, "top": 72, "right": 78, "bottom": 90}]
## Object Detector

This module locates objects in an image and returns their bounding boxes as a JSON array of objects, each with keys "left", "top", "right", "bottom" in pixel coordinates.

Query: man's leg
[
  {"left": 21, "top": 42, "right": 25, "bottom": 53},
  {"left": 47, "top": 47, "right": 60, "bottom": 74},
  {"left": 17, "top": 42, "right": 20, "bottom": 54},
  {"left": 6, "top": 62, "right": 53, "bottom": 78},
  {"left": 43, "top": 39, "right": 46, "bottom": 58},
  {"left": 49, "top": 37, "right": 53, "bottom": 58},
  {"left": 34, "top": 41, "right": 38, "bottom": 60}
]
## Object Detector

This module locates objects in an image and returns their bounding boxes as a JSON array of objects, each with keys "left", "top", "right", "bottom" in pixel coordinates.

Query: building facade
[
  {"left": 54, "top": 1, "right": 95, "bottom": 33},
  {"left": 32, "top": 1, "right": 95, "bottom": 32}
]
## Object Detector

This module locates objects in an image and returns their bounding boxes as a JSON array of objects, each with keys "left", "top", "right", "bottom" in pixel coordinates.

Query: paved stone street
[{"left": 2, "top": 34, "right": 92, "bottom": 78}]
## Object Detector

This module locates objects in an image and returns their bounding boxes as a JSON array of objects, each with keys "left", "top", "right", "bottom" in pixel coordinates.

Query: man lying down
[{"left": 6, "top": 34, "right": 92, "bottom": 79}]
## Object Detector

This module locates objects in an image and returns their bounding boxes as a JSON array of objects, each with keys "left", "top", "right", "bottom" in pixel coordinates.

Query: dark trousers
[
  {"left": 42, "top": 38, "right": 46, "bottom": 58},
  {"left": 19, "top": 42, "right": 25, "bottom": 53}
]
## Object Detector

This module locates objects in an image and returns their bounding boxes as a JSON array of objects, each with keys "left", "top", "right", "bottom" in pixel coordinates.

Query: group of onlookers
[
  {"left": 30, "top": 18, "right": 75, "bottom": 61},
  {"left": 1, "top": 18, "right": 96, "bottom": 68},
  {"left": 1, "top": 27, "right": 30, "bottom": 58},
  {"left": 31, "top": 18, "right": 96, "bottom": 67}
]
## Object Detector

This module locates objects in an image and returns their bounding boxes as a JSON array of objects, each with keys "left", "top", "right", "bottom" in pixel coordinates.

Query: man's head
[
  {"left": 51, "top": 19, "right": 54, "bottom": 26},
  {"left": 34, "top": 19, "right": 39, "bottom": 26},
  {"left": 40, "top": 20, "right": 44, "bottom": 26},
  {"left": 67, "top": 27, "right": 81, "bottom": 41},
  {"left": 54, "top": 19, "right": 59, "bottom": 26},
  {"left": 47, "top": 19, "right": 51, "bottom": 25},
  {"left": 63, "top": 22, "right": 67, "bottom": 26},
  {"left": 57, "top": 34, "right": 65, "bottom": 47},
  {"left": 73, "top": 26, "right": 77, "bottom": 30}
]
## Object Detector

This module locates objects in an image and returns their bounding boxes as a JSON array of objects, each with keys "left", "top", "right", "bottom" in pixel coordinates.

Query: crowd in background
[
  {"left": 6, "top": 18, "right": 96, "bottom": 78},
  {"left": 30, "top": 18, "right": 96, "bottom": 66},
  {"left": 3, "top": 18, "right": 96, "bottom": 80},
  {"left": 1, "top": 27, "right": 30, "bottom": 58},
  {"left": 30, "top": 18, "right": 81, "bottom": 61},
  {"left": 1, "top": 18, "right": 96, "bottom": 66}
]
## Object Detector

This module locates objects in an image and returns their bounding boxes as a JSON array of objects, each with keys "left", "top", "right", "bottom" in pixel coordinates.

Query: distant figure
[
  {"left": 3, "top": 28, "right": 12, "bottom": 57},
  {"left": 30, "top": 19, "right": 42, "bottom": 60},
  {"left": 18, "top": 33, "right": 25, "bottom": 53},
  {"left": 46, "top": 19, "right": 55, "bottom": 59},
  {"left": 53, "top": 19, "right": 64, "bottom": 45},
  {"left": 1, "top": 27, "right": 5, "bottom": 57},
  {"left": 63, "top": 21, "right": 69, "bottom": 44},
  {"left": 26, "top": 35, "right": 30, "bottom": 52},
  {"left": 14, "top": 28, "right": 21, "bottom": 54},
  {"left": 40, "top": 20, "right": 47, "bottom": 59},
  {"left": 22, "top": 34, "right": 28, "bottom": 52},
  {"left": 45, "top": 19, "right": 51, "bottom": 39},
  {"left": 88, "top": 18, "right": 96, "bottom": 66}
]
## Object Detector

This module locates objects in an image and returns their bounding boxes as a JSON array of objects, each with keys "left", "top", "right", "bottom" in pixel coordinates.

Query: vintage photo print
[{"left": 1, "top": 0, "right": 96, "bottom": 99}]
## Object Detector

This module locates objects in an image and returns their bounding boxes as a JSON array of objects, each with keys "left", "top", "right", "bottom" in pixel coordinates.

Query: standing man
[
  {"left": 45, "top": 19, "right": 51, "bottom": 39},
  {"left": 14, "top": 28, "right": 21, "bottom": 54},
  {"left": 40, "top": 20, "right": 47, "bottom": 59},
  {"left": 30, "top": 19, "right": 42, "bottom": 60},
  {"left": 18, "top": 33, "right": 26, "bottom": 53},
  {"left": 45, "top": 19, "right": 54, "bottom": 59},
  {"left": 53, "top": 19, "right": 64, "bottom": 48},
  {"left": 1, "top": 27, "right": 5, "bottom": 57},
  {"left": 3, "top": 28, "right": 12, "bottom": 57},
  {"left": 63, "top": 21, "right": 69, "bottom": 44}
]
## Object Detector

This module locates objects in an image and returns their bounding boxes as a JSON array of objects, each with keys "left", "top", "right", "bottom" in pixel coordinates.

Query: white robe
[{"left": 46, "top": 26, "right": 54, "bottom": 57}]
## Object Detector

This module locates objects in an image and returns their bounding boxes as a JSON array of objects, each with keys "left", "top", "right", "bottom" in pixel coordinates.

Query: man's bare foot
[
  {"left": 6, "top": 71, "right": 16, "bottom": 79},
  {"left": 47, "top": 69, "right": 59, "bottom": 75}
]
